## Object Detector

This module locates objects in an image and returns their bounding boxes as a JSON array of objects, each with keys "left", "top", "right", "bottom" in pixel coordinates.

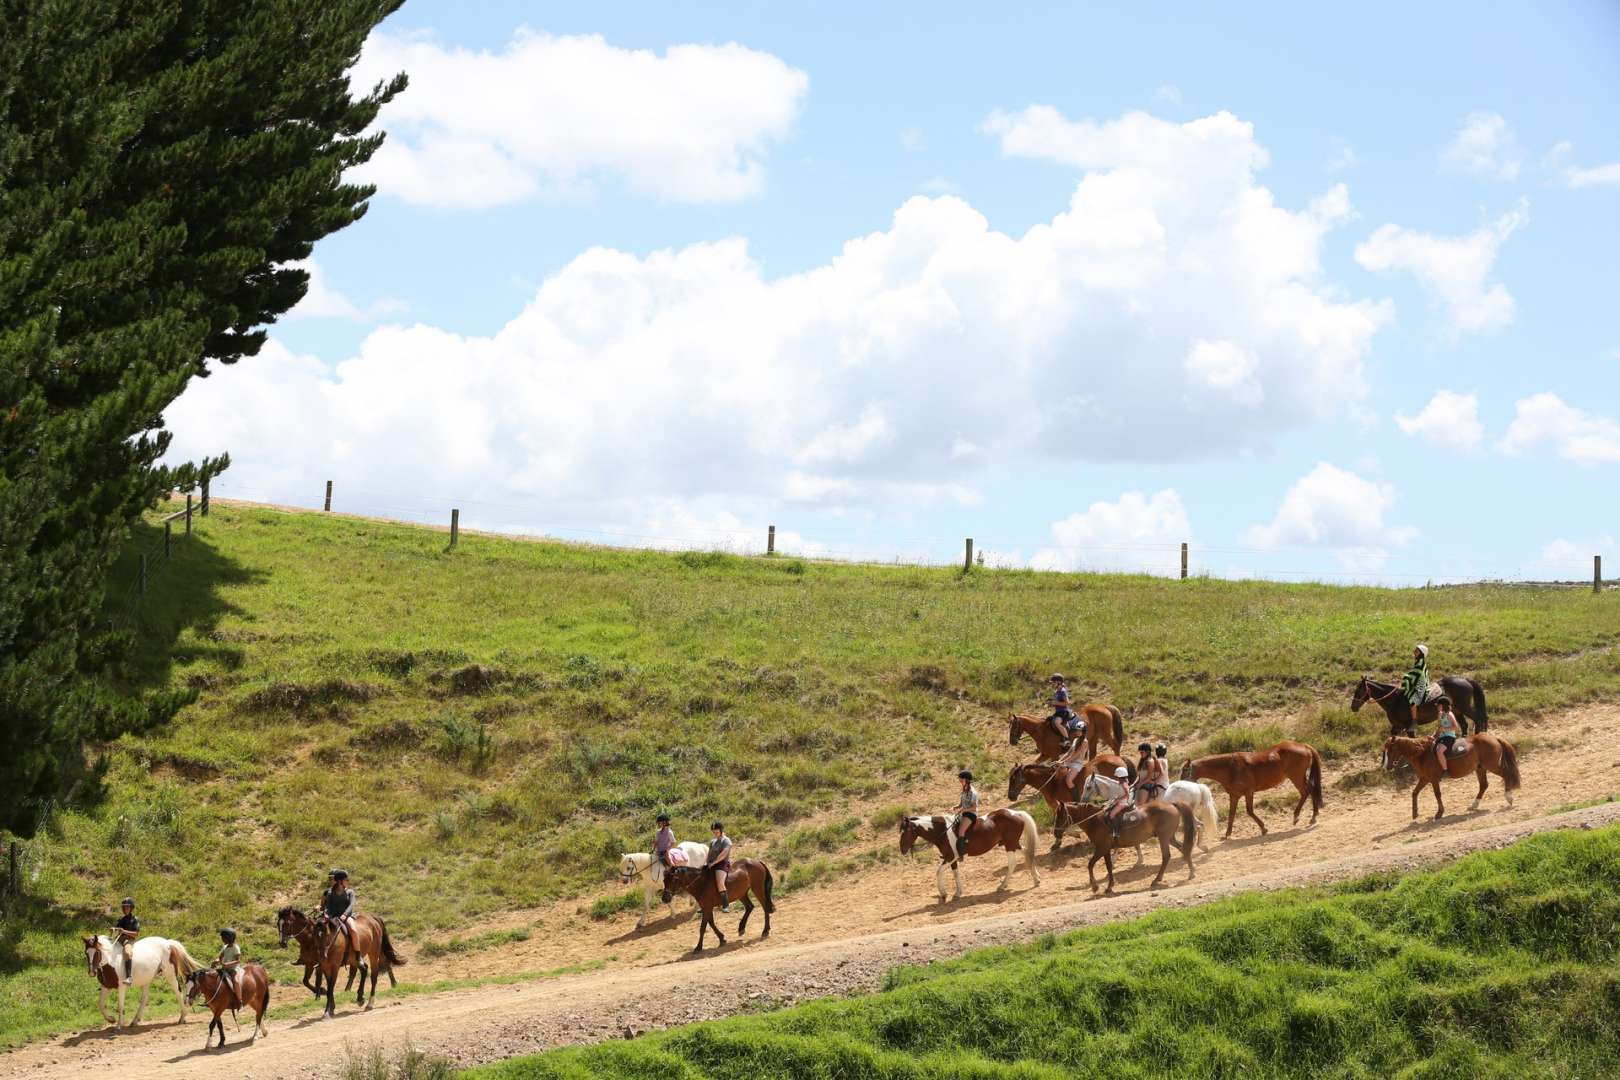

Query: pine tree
[{"left": 0, "top": 1, "right": 406, "bottom": 837}]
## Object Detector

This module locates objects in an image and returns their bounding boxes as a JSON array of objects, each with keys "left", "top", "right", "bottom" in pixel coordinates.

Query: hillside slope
[{"left": 1, "top": 501, "right": 1615, "bottom": 1046}]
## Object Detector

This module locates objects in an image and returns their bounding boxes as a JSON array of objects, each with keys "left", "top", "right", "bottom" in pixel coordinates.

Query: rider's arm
[{"left": 341, "top": 890, "right": 355, "bottom": 917}]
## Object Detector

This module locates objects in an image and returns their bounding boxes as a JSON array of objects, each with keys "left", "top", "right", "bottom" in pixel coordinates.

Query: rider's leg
[{"left": 121, "top": 943, "right": 133, "bottom": 984}]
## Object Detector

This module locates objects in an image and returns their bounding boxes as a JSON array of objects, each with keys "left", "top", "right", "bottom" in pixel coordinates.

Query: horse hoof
[{"left": 364, "top": 1002, "right": 374, "bottom": 1012}]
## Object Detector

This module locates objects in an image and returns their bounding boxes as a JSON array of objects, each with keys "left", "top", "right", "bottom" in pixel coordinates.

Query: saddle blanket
[
  {"left": 1419, "top": 683, "right": 1447, "bottom": 706},
  {"left": 665, "top": 848, "right": 688, "bottom": 866},
  {"left": 1445, "top": 738, "right": 1471, "bottom": 758}
]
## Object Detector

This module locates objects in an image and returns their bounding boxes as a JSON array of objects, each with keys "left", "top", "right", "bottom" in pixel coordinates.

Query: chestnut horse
[
  {"left": 1008, "top": 704, "right": 1123, "bottom": 761},
  {"left": 662, "top": 860, "right": 774, "bottom": 952},
  {"left": 898, "top": 809, "right": 1040, "bottom": 902},
  {"left": 1007, "top": 754, "right": 1135, "bottom": 847},
  {"left": 1181, "top": 741, "right": 1323, "bottom": 838},
  {"left": 185, "top": 963, "right": 270, "bottom": 1048},
  {"left": 310, "top": 913, "right": 404, "bottom": 1018},
  {"left": 275, "top": 907, "right": 341, "bottom": 997},
  {"left": 1351, "top": 675, "right": 1489, "bottom": 736},
  {"left": 1381, "top": 733, "right": 1520, "bottom": 819},
  {"left": 1054, "top": 800, "right": 1195, "bottom": 894}
]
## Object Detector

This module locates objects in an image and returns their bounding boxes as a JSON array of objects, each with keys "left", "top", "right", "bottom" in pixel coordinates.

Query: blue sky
[{"left": 167, "top": 1, "right": 1620, "bottom": 583}]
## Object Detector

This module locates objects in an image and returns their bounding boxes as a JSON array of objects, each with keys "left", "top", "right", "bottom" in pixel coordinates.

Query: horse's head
[
  {"left": 1080, "top": 774, "right": 1104, "bottom": 803},
  {"left": 276, "top": 906, "right": 304, "bottom": 948},
  {"left": 661, "top": 865, "right": 695, "bottom": 900},
  {"left": 1381, "top": 736, "right": 1397, "bottom": 771},
  {"left": 184, "top": 969, "right": 211, "bottom": 1005},
  {"left": 1007, "top": 764, "right": 1025, "bottom": 800},
  {"left": 83, "top": 935, "right": 103, "bottom": 976},
  {"left": 619, "top": 854, "right": 641, "bottom": 885},
  {"left": 1179, "top": 759, "right": 1193, "bottom": 781},
  {"left": 1350, "top": 676, "right": 1370, "bottom": 712},
  {"left": 898, "top": 816, "right": 923, "bottom": 855},
  {"left": 1007, "top": 715, "right": 1022, "bottom": 746}
]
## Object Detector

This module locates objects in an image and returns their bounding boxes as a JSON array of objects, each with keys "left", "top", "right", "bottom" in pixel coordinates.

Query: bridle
[
  {"left": 86, "top": 938, "right": 107, "bottom": 976},
  {"left": 278, "top": 914, "right": 315, "bottom": 948},
  {"left": 1353, "top": 677, "right": 1401, "bottom": 711}
]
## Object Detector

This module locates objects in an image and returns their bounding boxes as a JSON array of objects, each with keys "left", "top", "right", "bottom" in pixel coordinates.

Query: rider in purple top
[{"left": 653, "top": 813, "right": 676, "bottom": 865}]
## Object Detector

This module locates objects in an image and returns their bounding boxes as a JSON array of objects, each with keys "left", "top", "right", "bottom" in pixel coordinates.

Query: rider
[
  {"left": 654, "top": 813, "right": 676, "bottom": 867},
  {"left": 111, "top": 897, "right": 140, "bottom": 985},
  {"left": 1104, "top": 766, "right": 1134, "bottom": 836},
  {"left": 1401, "top": 644, "right": 1431, "bottom": 724},
  {"left": 214, "top": 928, "right": 242, "bottom": 1001},
  {"left": 321, "top": 869, "right": 357, "bottom": 953},
  {"left": 1045, "top": 674, "right": 1087, "bottom": 753},
  {"left": 1432, "top": 696, "right": 1461, "bottom": 772},
  {"left": 953, "top": 770, "right": 980, "bottom": 858},
  {"left": 1134, "top": 742, "right": 1168, "bottom": 805},
  {"left": 706, "top": 822, "right": 733, "bottom": 912}
]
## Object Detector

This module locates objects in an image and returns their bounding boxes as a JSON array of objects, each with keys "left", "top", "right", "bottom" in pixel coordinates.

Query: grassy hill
[
  {"left": 1, "top": 501, "right": 1616, "bottom": 1046},
  {"left": 473, "top": 823, "right": 1620, "bottom": 1079}
]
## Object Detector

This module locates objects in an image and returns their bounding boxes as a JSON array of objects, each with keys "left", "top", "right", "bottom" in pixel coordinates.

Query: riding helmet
[
  {"left": 1048, "top": 673, "right": 1065, "bottom": 682},
  {"left": 1155, "top": 743, "right": 1168, "bottom": 757},
  {"left": 330, "top": 868, "right": 348, "bottom": 881},
  {"left": 711, "top": 821, "right": 724, "bottom": 831},
  {"left": 219, "top": 928, "right": 237, "bottom": 943},
  {"left": 656, "top": 813, "right": 670, "bottom": 824},
  {"left": 121, "top": 897, "right": 134, "bottom": 909},
  {"left": 1113, "top": 766, "right": 1129, "bottom": 779},
  {"left": 1137, "top": 742, "right": 1152, "bottom": 753},
  {"left": 958, "top": 769, "right": 973, "bottom": 781}
]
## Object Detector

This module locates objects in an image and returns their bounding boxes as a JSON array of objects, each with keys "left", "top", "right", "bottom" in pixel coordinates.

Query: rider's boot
[
  {"left": 123, "top": 953, "right": 133, "bottom": 985},
  {"left": 955, "top": 832, "right": 969, "bottom": 858}
]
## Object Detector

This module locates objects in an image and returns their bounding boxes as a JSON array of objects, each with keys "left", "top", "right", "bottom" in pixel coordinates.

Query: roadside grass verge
[{"left": 470, "top": 824, "right": 1620, "bottom": 1079}]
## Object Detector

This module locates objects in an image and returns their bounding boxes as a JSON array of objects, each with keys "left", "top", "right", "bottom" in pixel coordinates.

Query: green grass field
[
  {"left": 472, "top": 824, "right": 1620, "bottom": 1079},
  {"left": 1, "top": 502, "right": 1615, "bottom": 1048}
]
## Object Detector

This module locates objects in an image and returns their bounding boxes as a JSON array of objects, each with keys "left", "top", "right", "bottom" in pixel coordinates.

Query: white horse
[
  {"left": 1081, "top": 774, "right": 1220, "bottom": 852},
  {"left": 618, "top": 843, "right": 710, "bottom": 927},
  {"left": 84, "top": 935, "right": 204, "bottom": 1028}
]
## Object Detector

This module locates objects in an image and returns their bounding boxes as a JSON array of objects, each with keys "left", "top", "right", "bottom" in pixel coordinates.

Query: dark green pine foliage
[{"left": 0, "top": 1, "right": 406, "bottom": 837}]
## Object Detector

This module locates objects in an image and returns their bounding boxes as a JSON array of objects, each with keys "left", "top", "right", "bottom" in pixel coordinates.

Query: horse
[
  {"left": 185, "top": 963, "right": 270, "bottom": 1049},
  {"left": 83, "top": 935, "right": 203, "bottom": 1028},
  {"left": 1351, "top": 675, "right": 1489, "bottom": 736},
  {"left": 619, "top": 843, "right": 710, "bottom": 927},
  {"left": 276, "top": 907, "right": 345, "bottom": 997},
  {"left": 1181, "top": 741, "right": 1323, "bottom": 838},
  {"left": 1080, "top": 773, "right": 1221, "bottom": 852},
  {"left": 1008, "top": 703, "right": 1124, "bottom": 762},
  {"left": 1053, "top": 800, "right": 1196, "bottom": 895},
  {"left": 898, "top": 809, "right": 1040, "bottom": 902},
  {"left": 1381, "top": 733, "right": 1520, "bottom": 819},
  {"left": 1007, "top": 754, "right": 1135, "bottom": 847},
  {"left": 310, "top": 912, "right": 404, "bottom": 1018},
  {"left": 661, "top": 859, "right": 774, "bottom": 952}
]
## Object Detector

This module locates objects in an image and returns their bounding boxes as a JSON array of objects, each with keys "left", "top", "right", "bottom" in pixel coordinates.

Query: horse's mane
[{"left": 276, "top": 906, "right": 303, "bottom": 920}]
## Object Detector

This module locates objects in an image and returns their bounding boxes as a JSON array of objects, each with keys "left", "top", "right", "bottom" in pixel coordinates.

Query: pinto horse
[
  {"left": 662, "top": 860, "right": 774, "bottom": 952},
  {"left": 898, "top": 809, "right": 1040, "bottom": 902},
  {"left": 1181, "top": 741, "right": 1323, "bottom": 838},
  {"left": 1351, "top": 675, "right": 1489, "bottom": 736},
  {"left": 1381, "top": 733, "right": 1520, "bottom": 819},
  {"left": 1008, "top": 703, "right": 1123, "bottom": 762},
  {"left": 1054, "top": 800, "right": 1195, "bottom": 895},
  {"left": 185, "top": 963, "right": 270, "bottom": 1049},
  {"left": 83, "top": 934, "right": 202, "bottom": 1028},
  {"left": 1007, "top": 754, "right": 1135, "bottom": 847},
  {"left": 310, "top": 913, "right": 404, "bottom": 1018}
]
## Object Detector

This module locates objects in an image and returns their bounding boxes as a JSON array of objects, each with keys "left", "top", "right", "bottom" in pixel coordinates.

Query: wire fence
[
  {"left": 199, "top": 477, "right": 1613, "bottom": 591},
  {"left": 108, "top": 488, "right": 209, "bottom": 628}
]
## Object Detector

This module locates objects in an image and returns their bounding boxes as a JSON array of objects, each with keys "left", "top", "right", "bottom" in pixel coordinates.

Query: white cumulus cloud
[
  {"left": 166, "top": 109, "right": 1391, "bottom": 537},
  {"left": 285, "top": 259, "right": 407, "bottom": 322},
  {"left": 1354, "top": 205, "right": 1525, "bottom": 337},
  {"left": 1565, "top": 162, "right": 1620, "bottom": 189},
  {"left": 1497, "top": 393, "right": 1620, "bottom": 466},
  {"left": 1442, "top": 111, "right": 1521, "bottom": 179},
  {"left": 1243, "top": 463, "right": 1417, "bottom": 552},
  {"left": 1393, "top": 390, "right": 1483, "bottom": 452},
  {"left": 1031, "top": 490, "right": 1191, "bottom": 573},
  {"left": 349, "top": 30, "right": 808, "bottom": 207}
]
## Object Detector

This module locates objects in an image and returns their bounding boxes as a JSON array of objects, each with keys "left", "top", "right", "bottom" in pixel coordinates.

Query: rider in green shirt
[{"left": 214, "top": 928, "right": 241, "bottom": 998}]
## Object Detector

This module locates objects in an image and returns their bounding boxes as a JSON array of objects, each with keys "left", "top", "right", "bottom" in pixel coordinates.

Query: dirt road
[{"left": 6, "top": 705, "right": 1619, "bottom": 1079}]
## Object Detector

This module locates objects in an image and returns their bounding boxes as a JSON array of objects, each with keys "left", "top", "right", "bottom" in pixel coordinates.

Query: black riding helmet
[
  {"left": 1048, "top": 673, "right": 1065, "bottom": 683},
  {"left": 329, "top": 868, "right": 348, "bottom": 881},
  {"left": 121, "top": 897, "right": 134, "bottom": 909},
  {"left": 656, "top": 813, "right": 670, "bottom": 824},
  {"left": 219, "top": 928, "right": 236, "bottom": 943},
  {"left": 1137, "top": 742, "right": 1152, "bottom": 754},
  {"left": 711, "top": 821, "right": 724, "bottom": 831},
  {"left": 1155, "top": 743, "right": 1168, "bottom": 757},
  {"left": 958, "top": 769, "right": 973, "bottom": 781}
]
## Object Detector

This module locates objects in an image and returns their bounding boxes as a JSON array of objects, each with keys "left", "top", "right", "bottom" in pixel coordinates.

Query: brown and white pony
[
  {"left": 83, "top": 935, "right": 203, "bottom": 1028},
  {"left": 186, "top": 963, "right": 271, "bottom": 1048},
  {"left": 898, "top": 809, "right": 1040, "bottom": 902}
]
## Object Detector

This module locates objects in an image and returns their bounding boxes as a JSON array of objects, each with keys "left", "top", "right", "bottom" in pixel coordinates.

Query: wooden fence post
[
  {"left": 185, "top": 494, "right": 193, "bottom": 534},
  {"left": 450, "top": 508, "right": 460, "bottom": 547},
  {"left": 1598, "top": 555, "right": 1604, "bottom": 594},
  {"left": 200, "top": 478, "right": 209, "bottom": 516},
  {"left": 767, "top": 525, "right": 776, "bottom": 555},
  {"left": 1181, "top": 542, "right": 1188, "bottom": 579},
  {"left": 323, "top": 480, "right": 333, "bottom": 512},
  {"left": 964, "top": 538, "right": 974, "bottom": 571},
  {"left": 164, "top": 519, "right": 172, "bottom": 558},
  {"left": 138, "top": 554, "right": 147, "bottom": 597}
]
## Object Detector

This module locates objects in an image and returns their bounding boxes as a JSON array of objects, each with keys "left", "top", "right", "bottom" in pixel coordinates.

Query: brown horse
[
  {"left": 1008, "top": 704, "right": 1123, "bottom": 761},
  {"left": 1351, "top": 675, "right": 1489, "bottom": 736},
  {"left": 310, "top": 913, "right": 404, "bottom": 1018},
  {"left": 662, "top": 860, "right": 774, "bottom": 952},
  {"left": 275, "top": 907, "right": 340, "bottom": 997},
  {"left": 185, "top": 963, "right": 270, "bottom": 1048},
  {"left": 1007, "top": 754, "right": 1135, "bottom": 847},
  {"left": 1181, "top": 741, "right": 1323, "bottom": 838},
  {"left": 1381, "top": 733, "right": 1520, "bottom": 819},
  {"left": 1054, "top": 800, "right": 1195, "bottom": 895},
  {"left": 898, "top": 809, "right": 1040, "bottom": 902}
]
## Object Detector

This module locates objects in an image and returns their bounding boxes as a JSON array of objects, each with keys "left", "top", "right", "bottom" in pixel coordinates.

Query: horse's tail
[
  {"left": 1109, "top": 705, "right": 1123, "bottom": 751},
  {"left": 170, "top": 942, "right": 205, "bottom": 979},
  {"left": 1175, "top": 802, "right": 1197, "bottom": 857},
  {"left": 1013, "top": 810, "right": 1040, "bottom": 881},
  {"left": 1499, "top": 737, "right": 1521, "bottom": 792},
  {"left": 379, "top": 922, "right": 405, "bottom": 969},
  {"left": 1308, "top": 748, "right": 1324, "bottom": 814},
  {"left": 762, "top": 863, "right": 775, "bottom": 914},
  {"left": 1472, "top": 682, "right": 1489, "bottom": 733},
  {"left": 1199, "top": 782, "right": 1220, "bottom": 833}
]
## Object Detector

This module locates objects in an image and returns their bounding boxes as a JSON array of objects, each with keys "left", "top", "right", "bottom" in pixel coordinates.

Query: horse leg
[
  {"left": 132, "top": 983, "right": 150, "bottom": 1025},
  {"left": 1000, "top": 846, "right": 1014, "bottom": 891},
  {"left": 1433, "top": 780, "right": 1445, "bottom": 820},
  {"left": 1152, "top": 834, "right": 1170, "bottom": 888},
  {"left": 98, "top": 987, "right": 113, "bottom": 1026},
  {"left": 1244, "top": 792, "right": 1266, "bottom": 835},
  {"left": 1410, "top": 775, "right": 1422, "bottom": 819},
  {"left": 1103, "top": 850, "right": 1117, "bottom": 895},
  {"left": 324, "top": 967, "right": 336, "bottom": 1018},
  {"left": 1472, "top": 764, "right": 1488, "bottom": 810},
  {"left": 935, "top": 861, "right": 948, "bottom": 903},
  {"left": 1224, "top": 793, "right": 1238, "bottom": 839},
  {"left": 364, "top": 963, "right": 378, "bottom": 1011},
  {"left": 738, "top": 893, "right": 753, "bottom": 935},
  {"left": 1292, "top": 775, "right": 1309, "bottom": 825},
  {"left": 1088, "top": 849, "right": 1102, "bottom": 893},
  {"left": 116, "top": 983, "right": 127, "bottom": 1028},
  {"left": 637, "top": 883, "right": 650, "bottom": 928}
]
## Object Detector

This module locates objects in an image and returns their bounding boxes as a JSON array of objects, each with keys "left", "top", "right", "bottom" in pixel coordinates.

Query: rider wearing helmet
[
  {"left": 705, "top": 822, "right": 733, "bottom": 912},
  {"left": 953, "top": 770, "right": 981, "bottom": 858},
  {"left": 321, "top": 869, "right": 357, "bottom": 953},
  {"left": 112, "top": 897, "right": 140, "bottom": 985},
  {"left": 214, "top": 928, "right": 242, "bottom": 1000},
  {"left": 1045, "top": 674, "right": 1087, "bottom": 753},
  {"left": 1401, "top": 644, "right": 1431, "bottom": 722},
  {"left": 1135, "top": 742, "right": 1168, "bottom": 805},
  {"left": 1104, "top": 766, "right": 1134, "bottom": 836},
  {"left": 653, "top": 813, "right": 676, "bottom": 868}
]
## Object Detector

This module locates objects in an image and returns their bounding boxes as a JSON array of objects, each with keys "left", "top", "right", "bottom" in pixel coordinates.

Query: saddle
[
  {"left": 1110, "top": 808, "right": 1145, "bottom": 835},
  {"left": 1445, "top": 738, "right": 1471, "bottom": 758},
  {"left": 1417, "top": 683, "right": 1446, "bottom": 706}
]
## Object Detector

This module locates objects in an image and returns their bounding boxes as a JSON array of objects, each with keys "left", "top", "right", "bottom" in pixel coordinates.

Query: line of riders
[{"left": 103, "top": 870, "right": 362, "bottom": 1006}]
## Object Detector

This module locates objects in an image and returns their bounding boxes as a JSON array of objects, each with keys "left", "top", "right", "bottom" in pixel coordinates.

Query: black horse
[{"left": 1350, "top": 675, "right": 1488, "bottom": 736}]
